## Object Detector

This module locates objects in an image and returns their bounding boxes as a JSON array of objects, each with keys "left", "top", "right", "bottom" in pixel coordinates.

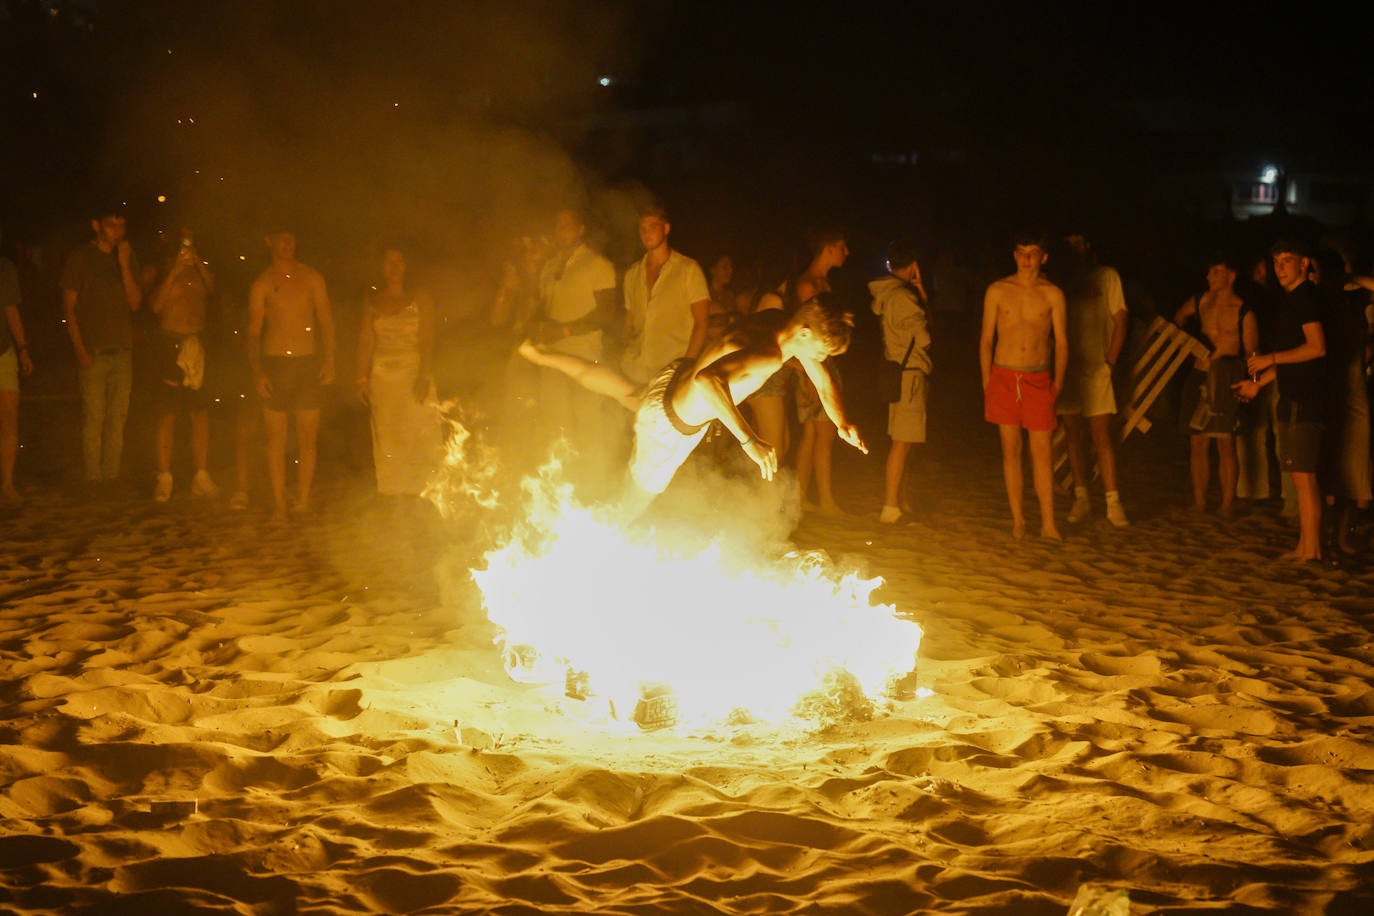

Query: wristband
[{"left": 740, "top": 435, "right": 756, "bottom": 448}]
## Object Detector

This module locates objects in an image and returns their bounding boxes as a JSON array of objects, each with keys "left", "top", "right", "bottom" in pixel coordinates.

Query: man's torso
[
  {"left": 541, "top": 245, "right": 614, "bottom": 324},
  {"left": 990, "top": 275, "right": 1057, "bottom": 370},
  {"left": 1196, "top": 289, "right": 1246, "bottom": 363},
  {"left": 624, "top": 250, "right": 708, "bottom": 380},
  {"left": 1275, "top": 281, "right": 1326, "bottom": 410},
  {"left": 159, "top": 263, "right": 209, "bottom": 336},
  {"left": 669, "top": 310, "right": 788, "bottom": 427},
  {"left": 1065, "top": 265, "right": 1122, "bottom": 370},
  {"left": 62, "top": 243, "right": 137, "bottom": 350},
  {"left": 256, "top": 263, "right": 320, "bottom": 357}
]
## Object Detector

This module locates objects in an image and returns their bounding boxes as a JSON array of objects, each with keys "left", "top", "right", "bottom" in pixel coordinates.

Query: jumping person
[{"left": 518, "top": 293, "right": 867, "bottom": 518}]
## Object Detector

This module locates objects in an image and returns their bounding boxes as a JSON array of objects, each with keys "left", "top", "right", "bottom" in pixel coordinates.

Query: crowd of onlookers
[{"left": 2, "top": 201, "right": 1372, "bottom": 564}]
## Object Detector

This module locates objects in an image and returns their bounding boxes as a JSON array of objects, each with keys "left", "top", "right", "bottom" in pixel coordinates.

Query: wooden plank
[{"left": 1121, "top": 337, "right": 1200, "bottom": 439}]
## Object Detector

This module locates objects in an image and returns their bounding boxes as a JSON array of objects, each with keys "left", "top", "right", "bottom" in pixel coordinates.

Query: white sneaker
[
  {"left": 1106, "top": 500, "right": 1130, "bottom": 527},
  {"left": 154, "top": 472, "right": 173, "bottom": 502},
  {"left": 1067, "top": 495, "right": 1092, "bottom": 523},
  {"left": 191, "top": 470, "right": 220, "bottom": 498}
]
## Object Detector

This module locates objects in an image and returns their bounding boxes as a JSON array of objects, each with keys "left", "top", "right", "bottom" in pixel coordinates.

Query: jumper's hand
[
  {"left": 837, "top": 423, "right": 868, "bottom": 455},
  {"left": 1246, "top": 353, "right": 1271, "bottom": 376},
  {"left": 742, "top": 437, "right": 778, "bottom": 482}
]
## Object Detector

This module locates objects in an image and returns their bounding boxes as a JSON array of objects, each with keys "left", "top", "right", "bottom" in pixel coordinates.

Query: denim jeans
[{"left": 78, "top": 349, "right": 132, "bottom": 480}]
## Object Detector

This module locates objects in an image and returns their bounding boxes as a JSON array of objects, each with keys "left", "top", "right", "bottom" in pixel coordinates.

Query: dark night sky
[{"left": 3, "top": 0, "right": 1373, "bottom": 288}]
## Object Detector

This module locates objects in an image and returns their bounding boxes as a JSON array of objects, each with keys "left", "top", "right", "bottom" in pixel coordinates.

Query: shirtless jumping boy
[
  {"left": 519, "top": 293, "right": 867, "bottom": 518},
  {"left": 248, "top": 229, "right": 335, "bottom": 523},
  {"left": 980, "top": 232, "right": 1068, "bottom": 540}
]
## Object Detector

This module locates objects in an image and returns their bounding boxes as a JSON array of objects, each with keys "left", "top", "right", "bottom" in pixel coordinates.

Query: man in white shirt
[
  {"left": 620, "top": 204, "right": 711, "bottom": 385},
  {"left": 532, "top": 207, "right": 618, "bottom": 485},
  {"left": 1057, "top": 233, "right": 1129, "bottom": 527}
]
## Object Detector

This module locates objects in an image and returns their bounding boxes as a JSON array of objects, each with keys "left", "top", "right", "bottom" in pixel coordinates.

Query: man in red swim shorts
[{"left": 979, "top": 231, "right": 1068, "bottom": 540}]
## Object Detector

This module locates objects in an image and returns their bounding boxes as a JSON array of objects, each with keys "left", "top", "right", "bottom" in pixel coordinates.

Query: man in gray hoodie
[{"left": 871, "top": 240, "right": 933, "bottom": 524}]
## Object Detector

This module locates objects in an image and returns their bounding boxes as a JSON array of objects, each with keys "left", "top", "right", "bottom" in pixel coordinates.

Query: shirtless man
[
  {"left": 980, "top": 232, "right": 1068, "bottom": 540},
  {"left": 1174, "top": 255, "right": 1258, "bottom": 516},
  {"left": 248, "top": 229, "right": 335, "bottom": 522},
  {"left": 150, "top": 228, "right": 218, "bottom": 502},
  {"left": 518, "top": 293, "right": 867, "bottom": 518}
]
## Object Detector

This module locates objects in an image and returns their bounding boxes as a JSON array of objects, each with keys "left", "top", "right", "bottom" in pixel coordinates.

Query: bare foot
[
  {"left": 1280, "top": 549, "right": 1320, "bottom": 562},
  {"left": 817, "top": 502, "right": 849, "bottom": 519},
  {"left": 800, "top": 500, "right": 819, "bottom": 513},
  {"left": 1218, "top": 503, "right": 1234, "bottom": 519},
  {"left": 1190, "top": 502, "right": 1208, "bottom": 513},
  {"left": 1041, "top": 526, "right": 1063, "bottom": 542},
  {"left": 1012, "top": 521, "right": 1026, "bottom": 540}
]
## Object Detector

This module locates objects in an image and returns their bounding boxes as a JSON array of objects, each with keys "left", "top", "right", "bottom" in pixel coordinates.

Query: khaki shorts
[
  {"left": 1277, "top": 420, "right": 1323, "bottom": 474},
  {"left": 889, "top": 371, "right": 927, "bottom": 443}
]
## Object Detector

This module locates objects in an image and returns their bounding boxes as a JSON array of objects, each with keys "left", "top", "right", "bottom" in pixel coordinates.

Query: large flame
[
  {"left": 423, "top": 401, "right": 502, "bottom": 513},
  {"left": 470, "top": 459, "right": 923, "bottom": 730}
]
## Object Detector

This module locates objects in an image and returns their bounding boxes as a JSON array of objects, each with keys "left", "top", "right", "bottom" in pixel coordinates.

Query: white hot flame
[{"left": 471, "top": 463, "right": 922, "bottom": 728}]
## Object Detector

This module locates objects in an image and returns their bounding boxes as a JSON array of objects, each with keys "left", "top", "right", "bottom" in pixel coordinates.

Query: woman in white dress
[{"left": 355, "top": 247, "right": 443, "bottom": 496}]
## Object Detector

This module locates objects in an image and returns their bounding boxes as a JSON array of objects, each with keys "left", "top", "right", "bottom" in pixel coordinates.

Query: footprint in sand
[{"left": 1150, "top": 702, "right": 1281, "bottom": 736}]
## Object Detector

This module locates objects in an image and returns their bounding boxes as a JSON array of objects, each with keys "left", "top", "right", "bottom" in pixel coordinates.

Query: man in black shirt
[
  {"left": 1233, "top": 238, "right": 1327, "bottom": 561},
  {"left": 61, "top": 204, "right": 142, "bottom": 483}
]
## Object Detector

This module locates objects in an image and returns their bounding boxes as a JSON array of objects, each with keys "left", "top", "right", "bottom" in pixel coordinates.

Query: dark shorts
[
  {"left": 261, "top": 354, "right": 323, "bottom": 412},
  {"left": 984, "top": 365, "right": 1057, "bottom": 431},
  {"left": 745, "top": 364, "right": 790, "bottom": 403},
  {"left": 153, "top": 334, "right": 211, "bottom": 413},
  {"left": 1179, "top": 358, "right": 1245, "bottom": 437},
  {"left": 1277, "top": 420, "right": 1323, "bottom": 473}
]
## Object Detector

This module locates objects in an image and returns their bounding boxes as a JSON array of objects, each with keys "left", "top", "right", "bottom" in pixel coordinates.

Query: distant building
[{"left": 1208, "top": 164, "right": 1374, "bottom": 226}]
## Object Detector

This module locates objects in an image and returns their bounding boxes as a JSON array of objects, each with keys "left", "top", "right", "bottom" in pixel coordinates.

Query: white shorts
[
  {"left": 1057, "top": 364, "right": 1116, "bottom": 417},
  {"left": 628, "top": 360, "right": 709, "bottom": 495}
]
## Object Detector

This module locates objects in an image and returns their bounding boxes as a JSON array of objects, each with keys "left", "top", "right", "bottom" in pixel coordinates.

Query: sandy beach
[{"left": 3, "top": 323, "right": 1374, "bottom": 915}]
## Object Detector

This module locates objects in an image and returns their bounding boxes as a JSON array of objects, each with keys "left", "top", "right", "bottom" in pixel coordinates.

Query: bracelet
[{"left": 740, "top": 435, "right": 756, "bottom": 448}]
